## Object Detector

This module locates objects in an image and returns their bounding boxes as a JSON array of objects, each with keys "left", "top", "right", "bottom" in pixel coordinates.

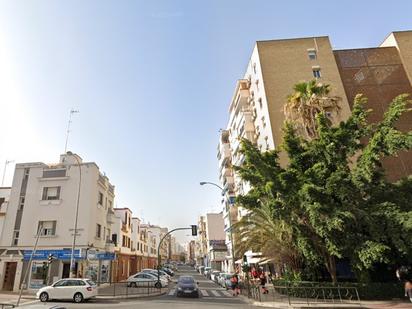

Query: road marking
[
  {"left": 210, "top": 290, "right": 220, "bottom": 297},
  {"left": 200, "top": 289, "right": 209, "bottom": 296},
  {"left": 221, "top": 290, "right": 232, "bottom": 297},
  {"left": 168, "top": 289, "right": 176, "bottom": 296}
]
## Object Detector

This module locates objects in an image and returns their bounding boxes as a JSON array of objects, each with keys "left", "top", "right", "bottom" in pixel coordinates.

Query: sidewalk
[{"left": 243, "top": 295, "right": 412, "bottom": 309}]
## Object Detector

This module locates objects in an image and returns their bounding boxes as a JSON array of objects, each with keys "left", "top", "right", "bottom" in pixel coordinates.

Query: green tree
[
  {"left": 235, "top": 88, "right": 412, "bottom": 283},
  {"left": 284, "top": 80, "right": 341, "bottom": 140}
]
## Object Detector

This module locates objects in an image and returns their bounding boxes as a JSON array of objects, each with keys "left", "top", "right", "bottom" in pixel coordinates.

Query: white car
[
  {"left": 141, "top": 268, "right": 170, "bottom": 281},
  {"left": 36, "top": 278, "right": 97, "bottom": 303},
  {"left": 127, "top": 272, "right": 168, "bottom": 288}
]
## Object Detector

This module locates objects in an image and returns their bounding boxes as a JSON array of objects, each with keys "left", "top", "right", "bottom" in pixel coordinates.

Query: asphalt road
[{"left": 21, "top": 265, "right": 257, "bottom": 309}]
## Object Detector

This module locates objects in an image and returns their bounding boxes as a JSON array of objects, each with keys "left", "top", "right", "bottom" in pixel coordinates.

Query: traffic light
[
  {"left": 191, "top": 225, "right": 197, "bottom": 236},
  {"left": 47, "top": 254, "right": 55, "bottom": 265}
]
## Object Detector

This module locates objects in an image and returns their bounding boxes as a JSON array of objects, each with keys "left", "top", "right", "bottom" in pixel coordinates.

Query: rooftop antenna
[
  {"left": 64, "top": 109, "right": 79, "bottom": 153},
  {"left": 1, "top": 160, "right": 14, "bottom": 187}
]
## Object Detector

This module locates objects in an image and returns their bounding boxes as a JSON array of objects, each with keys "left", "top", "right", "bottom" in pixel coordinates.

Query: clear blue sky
[{"left": 1, "top": 0, "right": 412, "bottom": 242}]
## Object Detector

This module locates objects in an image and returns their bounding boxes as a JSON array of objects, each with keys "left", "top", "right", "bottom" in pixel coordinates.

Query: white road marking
[
  {"left": 200, "top": 289, "right": 209, "bottom": 296},
  {"left": 221, "top": 290, "right": 232, "bottom": 297},
  {"left": 168, "top": 289, "right": 176, "bottom": 296},
  {"left": 210, "top": 290, "right": 220, "bottom": 297}
]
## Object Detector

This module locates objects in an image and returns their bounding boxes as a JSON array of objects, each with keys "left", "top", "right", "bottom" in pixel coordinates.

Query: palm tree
[
  {"left": 231, "top": 202, "right": 300, "bottom": 273},
  {"left": 284, "top": 80, "right": 341, "bottom": 139}
]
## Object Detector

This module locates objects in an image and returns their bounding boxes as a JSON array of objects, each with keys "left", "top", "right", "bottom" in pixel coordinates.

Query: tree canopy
[{"left": 234, "top": 84, "right": 412, "bottom": 283}]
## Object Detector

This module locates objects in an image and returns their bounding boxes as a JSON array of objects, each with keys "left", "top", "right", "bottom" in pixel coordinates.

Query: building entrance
[{"left": 3, "top": 262, "right": 17, "bottom": 291}]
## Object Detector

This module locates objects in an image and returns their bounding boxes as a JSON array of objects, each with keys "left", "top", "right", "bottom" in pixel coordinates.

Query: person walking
[
  {"left": 259, "top": 272, "right": 268, "bottom": 294},
  {"left": 230, "top": 274, "right": 240, "bottom": 296},
  {"left": 396, "top": 266, "right": 412, "bottom": 303}
]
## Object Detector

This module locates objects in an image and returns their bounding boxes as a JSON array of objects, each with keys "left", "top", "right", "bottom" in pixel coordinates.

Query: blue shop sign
[
  {"left": 23, "top": 249, "right": 83, "bottom": 261},
  {"left": 95, "top": 252, "right": 115, "bottom": 260}
]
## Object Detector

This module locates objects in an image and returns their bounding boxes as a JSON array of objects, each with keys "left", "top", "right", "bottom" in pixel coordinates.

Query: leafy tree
[
  {"left": 235, "top": 85, "right": 412, "bottom": 283},
  {"left": 231, "top": 200, "right": 301, "bottom": 273}
]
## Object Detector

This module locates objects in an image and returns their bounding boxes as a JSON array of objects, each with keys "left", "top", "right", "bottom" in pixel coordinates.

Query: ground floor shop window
[{"left": 30, "top": 262, "right": 47, "bottom": 289}]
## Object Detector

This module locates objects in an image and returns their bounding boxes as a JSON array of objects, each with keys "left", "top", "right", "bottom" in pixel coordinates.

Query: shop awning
[{"left": 259, "top": 257, "right": 275, "bottom": 264}]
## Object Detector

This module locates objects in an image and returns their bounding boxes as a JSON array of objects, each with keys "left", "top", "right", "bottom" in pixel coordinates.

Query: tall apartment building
[
  {"left": 0, "top": 153, "right": 116, "bottom": 292},
  {"left": 205, "top": 213, "right": 226, "bottom": 271},
  {"left": 218, "top": 30, "right": 412, "bottom": 272}
]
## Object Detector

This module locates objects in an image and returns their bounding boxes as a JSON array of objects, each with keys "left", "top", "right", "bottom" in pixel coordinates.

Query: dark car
[{"left": 176, "top": 276, "right": 199, "bottom": 298}]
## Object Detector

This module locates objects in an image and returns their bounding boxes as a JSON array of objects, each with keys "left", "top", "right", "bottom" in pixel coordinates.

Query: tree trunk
[{"left": 325, "top": 255, "right": 337, "bottom": 284}]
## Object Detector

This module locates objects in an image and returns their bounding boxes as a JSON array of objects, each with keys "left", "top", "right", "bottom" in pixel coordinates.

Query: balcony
[
  {"left": 218, "top": 142, "right": 231, "bottom": 168},
  {"left": 106, "top": 209, "right": 116, "bottom": 224},
  {"left": 105, "top": 240, "right": 115, "bottom": 251},
  {"left": 229, "top": 79, "right": 251, "bottom": 116}
]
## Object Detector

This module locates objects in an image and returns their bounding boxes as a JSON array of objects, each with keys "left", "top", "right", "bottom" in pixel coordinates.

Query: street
[{"left": 21, "top": 265, "right": 257, "bottom": 308}]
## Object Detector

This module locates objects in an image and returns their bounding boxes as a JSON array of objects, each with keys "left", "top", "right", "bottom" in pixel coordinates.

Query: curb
[{"left": 96, "top": 291, "right": 166, "bottom": 300}]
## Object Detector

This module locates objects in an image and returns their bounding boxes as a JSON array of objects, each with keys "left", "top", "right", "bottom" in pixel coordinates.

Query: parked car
[
  {"left": 162, "top": 267, "right": 174, "bottom": 276},
  {"left": 176, "top": 275, "right": 199, "bottom": 298},
  {"left": 127, "top": 272, "right": 168, "bottom": 288},
  {"left": 210, "top": 270, "right": 220, "bottom": 283},
  {"left": 203, "top": 267, "right": 212, "bottom": 278},
  {"left": 218, "top": 273, "right": 234, "bottom": 290},
  {"left": 141, "top": 268, "right": 171, "bottom": 281},
  {"left": 36, "top": 278, "right": 97, "bottom": 303}
]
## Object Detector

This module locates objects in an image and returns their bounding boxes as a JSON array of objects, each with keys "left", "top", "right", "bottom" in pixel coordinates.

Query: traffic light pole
[{"left": 156, "top": 226, "right": 197, "bottom": 287}]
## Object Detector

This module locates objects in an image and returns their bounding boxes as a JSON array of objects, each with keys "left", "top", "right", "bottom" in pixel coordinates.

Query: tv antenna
[{"left": 64, "top": 109, "right": 79, "bottom": 153}]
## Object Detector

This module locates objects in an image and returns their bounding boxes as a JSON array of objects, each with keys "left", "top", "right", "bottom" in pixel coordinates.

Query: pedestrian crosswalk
[{"left": 167, "top": 288, "right": 236, "bottom": 298}]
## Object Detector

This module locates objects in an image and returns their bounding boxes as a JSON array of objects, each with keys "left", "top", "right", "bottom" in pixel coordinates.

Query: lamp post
[
  {"left": 199, "top": 181, "right": 236, "bottom": 273},
  {"left": 67, "top": 151, "right": 82, "bottom": 278}
]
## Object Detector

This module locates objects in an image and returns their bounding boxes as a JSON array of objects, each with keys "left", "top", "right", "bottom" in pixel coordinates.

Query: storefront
[{"left": 20, "top": 249, "right": 115, "bottom": 290}]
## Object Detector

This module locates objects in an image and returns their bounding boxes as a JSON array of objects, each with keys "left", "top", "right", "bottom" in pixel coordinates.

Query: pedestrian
[
  {"left": 259, "top": 272, "right": 268, "bottom": 294},
  {"left": 396, "top": 266, "right": 412, "bottom": 303},
  {"left": 230, "top": 274, "right": 240, "bottom": 296}
]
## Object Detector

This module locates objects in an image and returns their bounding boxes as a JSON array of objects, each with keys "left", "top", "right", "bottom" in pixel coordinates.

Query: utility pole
[{"left": 64, "top": 109, "right": 79, "bottom": 153}]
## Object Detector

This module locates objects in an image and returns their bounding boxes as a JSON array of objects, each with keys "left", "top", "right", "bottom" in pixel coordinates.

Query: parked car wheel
[
  {"left": 73, "top": 292, "right": 84, "bottom": 303},
  {"left": 154, "top": 281, "right": 162, "bottom": 289},
  {"left": 131, "top": 282, "right": 137, "bottom": 288},
  {"left": 39, "top": 292, "right": 49, "bottom": 302}
]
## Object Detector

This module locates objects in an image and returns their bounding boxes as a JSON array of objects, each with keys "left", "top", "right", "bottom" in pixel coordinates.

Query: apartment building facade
[
  {"left": 0, "top": 153, "right": 116, "bottom": 292},
  {"left": 205, "top": 213, "right": 226, "bottom": 271},
  {"left": 218, "top": 30, "right": 412, "bottom": 272}
]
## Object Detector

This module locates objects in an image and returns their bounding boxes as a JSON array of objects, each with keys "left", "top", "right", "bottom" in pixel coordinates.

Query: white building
[
  {"left": 0, "top": 153, "right": 116, "bottom": 292},
  {"left": 0, "top": 187, "right": 11, "bottom": 240}
]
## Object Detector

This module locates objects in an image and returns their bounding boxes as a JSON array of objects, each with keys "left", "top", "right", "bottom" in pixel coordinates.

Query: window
[
  {"left": 18, "top": 197, "right": 25, "bottom": 210},
  {"left": 38, "top": 221, "right": 56, "bottom": 236},
  {"left": 42, "top": 187, "right": 60, "bottom": 200},
  {"left": 98, "top": 192, "right": 103, "bottom": 205},
  {"left": 255, "top": 79, "right": 259, "bottom": 90},
  {"left": 108, "top": 200, "right": 112, "bottom": 209},
  {"left": 258, "top": 98, "right": 263, "bottom": 109},
  {"left": 253, "top": 62, "right": 257, "bottom": 74},
  {"left": 261, "top": 116, "right": 266, "bottom": 128},
  {"left": 96, "top": 224, "right": 101, "bottom": 238},
  {"left": 312, "top": 68, "right": 321, "bottom": 78},
  {"left": 308, "top": 49, "right": 317, "bottom": 60},
  {"left": 12, "top": 231, "right": 19, "bottom": 246}
]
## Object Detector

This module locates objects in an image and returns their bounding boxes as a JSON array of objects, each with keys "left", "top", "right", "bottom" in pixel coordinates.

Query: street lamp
[
  {"left": 199, "top": 181, "right": 236, "bottom": 273},
  {"left": 66, "top": 151, "right": 82, "bottom": 278}
]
